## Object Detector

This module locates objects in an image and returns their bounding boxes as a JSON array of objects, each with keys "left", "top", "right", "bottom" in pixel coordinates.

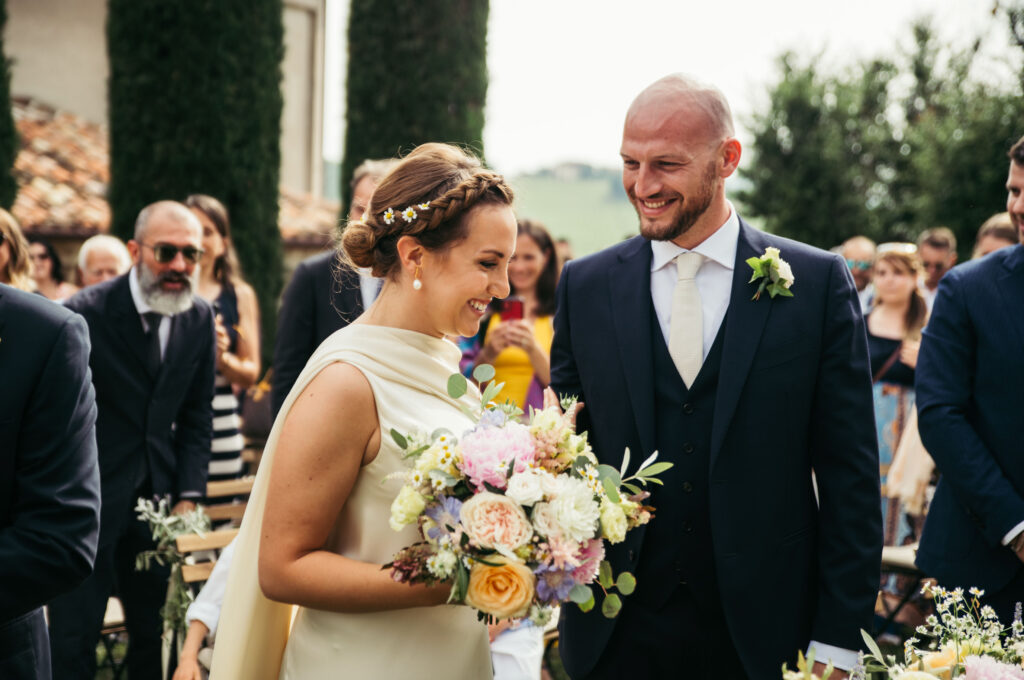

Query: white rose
[
  {"left": 389, "top": 485, "right": 426, "bottom": 531},
  {"left": 506, "top": 469, "right": 547, "bottom": 506},
  {"left": 776, "top": 259, "right": 794, "bottom": 288},
  {"left": 600, "top": 500, "right": 628, "bottom": 544},
  {"left": 764, "top": 246, "right": 781, "bottom": 264},
  {"left": 530, "top": 502, "right": 561, "bottom": 540}
]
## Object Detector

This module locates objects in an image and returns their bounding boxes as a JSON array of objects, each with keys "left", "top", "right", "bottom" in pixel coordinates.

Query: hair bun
[{"left": 341, "top": 220, "right": 378, "bottom": 270}]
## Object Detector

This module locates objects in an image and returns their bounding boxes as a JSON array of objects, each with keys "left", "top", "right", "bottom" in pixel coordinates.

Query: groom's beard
[
  {"left": 637, "top": 159, "right": 718, "bottom": 243},
  {"left": 138, "top": 262, "right": 197, "bottom": 315}
]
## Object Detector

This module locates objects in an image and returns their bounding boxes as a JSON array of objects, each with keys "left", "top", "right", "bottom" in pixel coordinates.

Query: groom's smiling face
[{"left": 620, "top": 91, "right": 738, "bottom": 247}]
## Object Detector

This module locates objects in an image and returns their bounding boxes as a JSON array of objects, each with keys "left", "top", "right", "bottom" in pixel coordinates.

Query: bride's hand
[{"left": 542, "top": 387, "right": 584, "bottom": 430}]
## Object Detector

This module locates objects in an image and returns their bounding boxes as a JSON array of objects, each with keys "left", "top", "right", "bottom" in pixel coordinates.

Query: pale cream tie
[{"left": 669, "top": 252, "right": 705, "bottom": 387}]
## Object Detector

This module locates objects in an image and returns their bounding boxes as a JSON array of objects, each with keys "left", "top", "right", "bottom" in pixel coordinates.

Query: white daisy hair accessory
[{"left": 383, "top": 208, "right": 396, "bottom": 225}]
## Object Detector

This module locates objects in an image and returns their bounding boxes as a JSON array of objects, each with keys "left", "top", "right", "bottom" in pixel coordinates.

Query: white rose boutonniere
[{"left": 746, "top": 246, "right": 795, "bottom": 300}]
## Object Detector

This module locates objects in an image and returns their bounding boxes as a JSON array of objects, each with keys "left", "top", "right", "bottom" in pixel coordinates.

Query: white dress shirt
[
  {"left": 650, "top": 207, "right": 738, "bottom": 358},
  {"left": 651, "top": 210, "right": 859, "bottom": 671},
  {"left": 358, "top": 267, "right": 382, "bottom": 311},
  {"left": 129, "top": 266, "right": 171, "bottom": 358}
]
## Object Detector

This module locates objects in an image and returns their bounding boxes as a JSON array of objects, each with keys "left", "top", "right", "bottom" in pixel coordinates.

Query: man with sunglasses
[
  {"left": 50, "top": 201, "right": 216, "bottom": 680},
  {"left": 840, "top": 235, "right": 876, "bottom": 312},
  {"left": 916, "top": 227, "right": 958, "bottom": 313}
]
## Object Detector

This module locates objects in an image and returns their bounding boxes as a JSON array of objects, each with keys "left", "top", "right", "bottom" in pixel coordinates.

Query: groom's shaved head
[{"left": 626, "top": 74, "right": 735, "bottom": 146}]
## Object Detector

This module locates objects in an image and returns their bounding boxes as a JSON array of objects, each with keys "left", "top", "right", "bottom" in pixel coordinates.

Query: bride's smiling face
[{"left": 420, "top": 204, "right": 517, "bottom": 338}]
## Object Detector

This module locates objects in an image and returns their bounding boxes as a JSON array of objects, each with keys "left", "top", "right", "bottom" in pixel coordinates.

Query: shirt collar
[
  {"left": 128, "top": 266, "right": 155, "bottom": 316},
  {"left": 650, "top": 203, "right": 739, "bottom": 273}
]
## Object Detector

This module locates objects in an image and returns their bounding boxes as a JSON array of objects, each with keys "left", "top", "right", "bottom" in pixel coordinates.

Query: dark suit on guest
[
  {"left": 271, "top": 251, "right": 367, "bottom": 417},
  {"left": 49, "top": 272, "right": 215, "bottom": 680},
  {"left": 0, "top": 285, "right": 100, "bottom": 680},
  {"left": 551, "top": 222, "right": 882, "bottom": 679},
  {"left": 916, "top": 244, "right": 1024, "bottom": 619}
]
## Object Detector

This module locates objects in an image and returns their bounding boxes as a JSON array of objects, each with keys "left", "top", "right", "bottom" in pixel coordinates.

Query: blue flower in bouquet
[
  {"left": 425, "top": 496, "right": 463, "bottom": 542},
  {"left": 534, "top": 564, "right": 578, "bottom": 604},
  {"left": 478, "top": 408, "right": 508, "bottom": 429}
]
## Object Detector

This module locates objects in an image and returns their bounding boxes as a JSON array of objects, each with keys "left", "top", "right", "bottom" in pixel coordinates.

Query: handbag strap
[{"left": 873, "top": 345, "right": 902, "bottom": 384}]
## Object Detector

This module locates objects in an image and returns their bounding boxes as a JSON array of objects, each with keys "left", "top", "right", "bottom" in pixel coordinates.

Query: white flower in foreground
[
  {"left": 548, "top": 476, "right": 600, "bottom": 543},
  {"left": 506, "top": 468, "right": 549, "bottom": 507},
  {"left": 389, "top": 485, "right": 426, "bottom": 531}
]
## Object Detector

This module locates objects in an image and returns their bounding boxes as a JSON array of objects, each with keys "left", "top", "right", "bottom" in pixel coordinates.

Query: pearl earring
[{"left": 413, "top": 266, "right": 422, "bottom": 290}]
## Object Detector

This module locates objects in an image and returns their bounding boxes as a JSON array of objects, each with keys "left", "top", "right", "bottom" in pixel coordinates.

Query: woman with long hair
[
  {"left": 0, "top": 210, "right": 35, "bottom": 292},
  {"left": 185, "top": 194, "right": 261, "bottom": 484},
  {"left": 211, "top": 143, "right": 516, "bottom": 679},
  {"left": 465, "top": 218, "right": 558, "bottom": 412},
  {"left": 867, "top": 244, "right": 928, "bottom": 547},
  {"left": 28, "top": 236, "right": 78, "bottom": 300}
]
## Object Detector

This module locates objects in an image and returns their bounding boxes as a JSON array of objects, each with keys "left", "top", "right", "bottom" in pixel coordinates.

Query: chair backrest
[
  {"left": 203, "top": 477, "right": 256, "bottom": 524},
  {"left": 175, "top": 528, "right": 239, "bottom": 584}
]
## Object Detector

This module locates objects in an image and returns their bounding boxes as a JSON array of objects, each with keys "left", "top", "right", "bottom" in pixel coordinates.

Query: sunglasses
[
  {"left": 921, "top": 261, "right": 948, "bottom": 271},
  {"left": 142, "top": 242, "right": 204, "bottom": 264},
  {"left": 845, "top": 258, "right": 872, "bottom": 271}
]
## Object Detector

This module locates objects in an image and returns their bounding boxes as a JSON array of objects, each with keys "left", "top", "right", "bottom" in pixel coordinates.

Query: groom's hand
[{"left": 813, "top": 662, "right": 848, "bottom": 679}]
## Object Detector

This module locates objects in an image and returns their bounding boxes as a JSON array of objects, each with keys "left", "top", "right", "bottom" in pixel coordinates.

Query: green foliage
[
  {"left": 738, "top": 20, "right": 1022, "bottom": 259},
  {"left": 341, "top": 0, "right": 490, "bottom": 215},
  {"left": 0, "top": 0, "right": 18, "bottom": 210},
  {"left": 107, "top": 0, "right": 285, "bottom": 362}
]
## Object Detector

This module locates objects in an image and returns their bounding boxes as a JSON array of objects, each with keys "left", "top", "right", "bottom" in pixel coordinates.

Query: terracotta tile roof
[{"left": 10, "top": 96, "right": 338, "bottom": 243}]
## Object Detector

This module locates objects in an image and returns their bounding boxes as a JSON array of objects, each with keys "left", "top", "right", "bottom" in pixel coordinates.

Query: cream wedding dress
[{"left": 210, "top": 324, "right": 492, "bottom": 679}]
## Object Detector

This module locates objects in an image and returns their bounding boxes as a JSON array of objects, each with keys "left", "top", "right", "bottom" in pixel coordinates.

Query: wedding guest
[
  {"left": 841, "top": 235, "right": 876, "bottom": 312},
  {"left": 972, "top": 212, "right": 1016, "bottom": 259},
  {"left": 270, "top": 158, "right": 397, "bottom": 418},
  {"left": 916, "top": 227, "right": 957, "bottom": 312},
  {"left": 49, "top": 201, "right": 216, "bottom": 679},
  {"left": 0, "top": 209, "right": 35, "bottom": 292},
  {"left": 551, "top": 73, "right": 880, "bottom": 679},
  {"left": 866, "top": 244, "right": 928, "bottom": 546},
  {"left": 1, "top": 284, "right": 100, "bottom": 680},
  {"left": 915, "top": 135, "right": 1024, "bottom": 624},
  {"left": 77, "top": 234, "right": 132, "bottom": 287},
  {"left": 465, "top": 218, "right": 558, "bottom": 412},
  {"left": 187, "top": 194, "right": 261, "bottom": 484},
  {"left": 28, "top": 236, "right": 78, "bottom": 300}
]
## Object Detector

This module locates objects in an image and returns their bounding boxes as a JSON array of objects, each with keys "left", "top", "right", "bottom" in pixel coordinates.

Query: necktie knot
[{"left": 676, "top": 252, "right": 704, "bottom": 281}]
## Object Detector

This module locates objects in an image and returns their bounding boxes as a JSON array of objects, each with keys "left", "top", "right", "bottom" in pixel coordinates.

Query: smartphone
[{"left": 500, "top": 296, "right": 524, "bottom": 321}]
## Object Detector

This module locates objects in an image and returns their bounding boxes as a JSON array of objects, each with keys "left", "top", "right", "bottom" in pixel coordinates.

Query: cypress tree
[
  {"left": 341, "top": 0, "right": 490, "bottom": 213},
  {"left": 107, "top": 0, "right": 284, "bottom": 362},
  {"left": 0, "top": 0, "right": 18, "bottom": 210}
]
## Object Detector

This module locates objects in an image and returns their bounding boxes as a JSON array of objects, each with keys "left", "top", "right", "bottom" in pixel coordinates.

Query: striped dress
[{"left": 208, "top": 284, "right": 246, "bottom": 483}]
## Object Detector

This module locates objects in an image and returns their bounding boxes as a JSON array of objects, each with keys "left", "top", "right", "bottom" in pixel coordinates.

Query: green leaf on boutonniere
[{"left": 747, "top": 248, "right": 795, "bottom": 301}]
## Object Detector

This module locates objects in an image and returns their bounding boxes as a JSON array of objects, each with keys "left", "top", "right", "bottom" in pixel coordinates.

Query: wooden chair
[
  {"left": 875, "top": 542, "right": 928, "bottom": 636},
  {"left": 203, "top": 477, "right": 255, "bottom": 525},
  {"left": 176, "top": 528, "right": 239, "bottom": 585},
  {"left": 98, "top": 596, "right": 128, "bottom": 679}
]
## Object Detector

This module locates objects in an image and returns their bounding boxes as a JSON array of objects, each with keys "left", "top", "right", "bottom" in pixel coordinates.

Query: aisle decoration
[{"left": 384, "top": 364, "right": 671, "bottom": 623}]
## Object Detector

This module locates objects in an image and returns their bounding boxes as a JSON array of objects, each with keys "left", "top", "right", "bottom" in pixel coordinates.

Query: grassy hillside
[{"left": 508, "top": 169, "right": 638, "bottom": 258}]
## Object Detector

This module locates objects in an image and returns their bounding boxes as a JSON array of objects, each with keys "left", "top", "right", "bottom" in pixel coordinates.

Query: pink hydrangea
[
  {"left": 571, "top": 538, "right": 605, "bottom": 584},
  {"left": 458, "top": 422, "right": 536, "bottom": 490},
  {"left": 964, "top": 656, "right": 1024, "bottom": 680}
]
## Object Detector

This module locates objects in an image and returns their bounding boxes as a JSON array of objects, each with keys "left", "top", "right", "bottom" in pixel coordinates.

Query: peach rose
[
  {"left": 464, "top": 556, "right": 535, "bottom": 619},
  {"left": 460, "top": 492, "right": 533, "bottom": 555}
]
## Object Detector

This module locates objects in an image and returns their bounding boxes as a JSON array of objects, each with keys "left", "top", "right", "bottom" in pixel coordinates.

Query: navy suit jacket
[
  {"left": 270, "top": 251, "right": 365, "bottom": 417},
  {"left": 915, "top": 244, "right": 1024, "bottom": 591},
  {"left": 0, "top": 285, "right": 100, "bottom": 679},
  {"left": 64, "top": 273, "right": 215, "bottom": 541},
  {"left": 551, "top": 222, "right": 882, "bottom": 678}
]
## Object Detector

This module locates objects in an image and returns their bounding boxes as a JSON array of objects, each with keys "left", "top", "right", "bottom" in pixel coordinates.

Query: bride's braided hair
[{"left": 342, "top": 143, "right": 514, "bottom": 278}]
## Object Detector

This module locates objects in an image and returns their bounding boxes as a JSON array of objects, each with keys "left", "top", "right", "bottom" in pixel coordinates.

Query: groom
[{"left": 550, "top": 75, "right": 882, "bottom": 679}]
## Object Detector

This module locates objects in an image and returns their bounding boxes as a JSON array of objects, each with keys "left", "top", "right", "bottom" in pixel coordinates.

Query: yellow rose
[
  {"left": 464, "top": 557, "right": 535, "bottom": 619},
  {"left": 919, "top": 644, "right": 956, "bottom": 680},
  {"left": 599, "top": 500, "right": 628, "bottom": 544}
]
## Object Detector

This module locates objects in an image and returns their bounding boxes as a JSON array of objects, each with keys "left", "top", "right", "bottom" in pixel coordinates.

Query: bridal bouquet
[
  {"left": 384, "top": 365, "right": 671, "bottom": 624},
  {"left": 854, "top": 584, "right": 1024, "bottom": 679}
]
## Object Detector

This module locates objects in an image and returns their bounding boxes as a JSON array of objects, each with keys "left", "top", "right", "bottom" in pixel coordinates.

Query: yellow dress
[
  {"left": 210, "top": 325, "right": 492, "bottom": 680},
  {"left": 487, "top": 315, "right": 553, "bottom": 409}
]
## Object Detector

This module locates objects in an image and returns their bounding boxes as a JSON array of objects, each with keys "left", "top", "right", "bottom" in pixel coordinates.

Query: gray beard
[{"left": 138, "top": 263, "right": 196, "bottom": 315}]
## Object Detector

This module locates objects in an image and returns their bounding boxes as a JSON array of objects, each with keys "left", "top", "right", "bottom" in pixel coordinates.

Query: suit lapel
[
  {"left": 709, "top": 221, "right": 774, "bottom": 468},
  {"left": 609, "top": 238, "right": 658, "bottom": 459},
  {"left": 107, "top": 276, "right": 153, "bottom": 378},
  {"left": 996, "top": 245, "right": 1024, "bottom": 353}
]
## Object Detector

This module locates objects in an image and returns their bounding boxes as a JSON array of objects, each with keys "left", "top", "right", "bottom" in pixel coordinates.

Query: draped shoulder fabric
[{"left": 210, "top": 324, "right": 492, "bottom": 680}]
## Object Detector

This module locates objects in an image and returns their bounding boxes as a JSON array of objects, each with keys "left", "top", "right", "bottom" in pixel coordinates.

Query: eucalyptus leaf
[
  {"left": 638, "top": 461, "right": 673, "bottom": 477},
  {"left": 472, "top": 364, "right": 496, "bottom": 383},
  {"left": 601, "top": 593, "right": 622, "bottom": 618},
  {"left": 616, "top": 572, "right": 636, "bottom": 595},
  {"left": 598, "top": 560, "right": 613, "bottom": 589},
  {"left": 577, "top": 593, "right": 595, "bottom": 613},
  {"left": 568, "top": 584, "right": 593, "bottom": 604},
  {"left": 601, "top": 477, "right": 621, "bottom": 504},
  {"left": 596, "top": 465, "right": 622, "bottom": 488},
  {"left": 390, "top": 429, "right": 408, "bottom": 449},
  {"left": 448, "top": 374, "right": 468, "bottom": 399}
]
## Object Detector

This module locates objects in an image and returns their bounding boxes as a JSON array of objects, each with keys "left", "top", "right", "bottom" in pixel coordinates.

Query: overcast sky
[{"left": 325, "top": 1, "right": 1020, "bottom": 176}]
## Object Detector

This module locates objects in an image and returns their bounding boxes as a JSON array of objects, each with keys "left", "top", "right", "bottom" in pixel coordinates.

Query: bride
[{"left": 210, "top": 143, "right": 517, "bottom": 679}]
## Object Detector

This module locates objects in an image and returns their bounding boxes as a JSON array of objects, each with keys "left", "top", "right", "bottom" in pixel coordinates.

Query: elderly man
[
  {"left": 0, "top": 285, "right": 100, "bottom": 680},
  {"left": 840, "top": 235, "right": 876, "bottom": 312},
  {"left": 915, "top": 135, "right": 1024, "bottom": 623},
  {"left": 50, "top": 201, "right": 216, "bottom": 679},
  {"left": 77, "top": 233, "right": 132, "bottom": 287},
  {"left": 551, "top": 74, "right": 881, "bottom": 679}
]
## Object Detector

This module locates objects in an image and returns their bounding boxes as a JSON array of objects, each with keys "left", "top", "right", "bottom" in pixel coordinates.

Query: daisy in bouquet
[
  {"left": 854, "top": 584, "right": 1024, "bottom": 680},
  {"left": 384, "top": 364, "right": 672, "bottom": 624}
]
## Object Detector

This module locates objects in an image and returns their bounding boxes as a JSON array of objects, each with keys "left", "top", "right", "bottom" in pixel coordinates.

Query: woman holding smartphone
[{"left": 467, "top": 219, "right": 558, "bottom": 412}]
